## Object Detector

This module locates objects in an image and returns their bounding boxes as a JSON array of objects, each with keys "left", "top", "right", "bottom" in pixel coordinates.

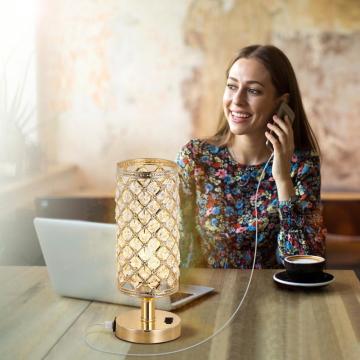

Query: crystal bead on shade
[{"left": 116, "top": 159, "right": 181, "bottom": 298}]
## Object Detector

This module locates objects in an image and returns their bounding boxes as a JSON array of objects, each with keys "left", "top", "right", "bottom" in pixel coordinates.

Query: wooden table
[{"left": 0, "top": 267, "right": 359, "bottom": 360}]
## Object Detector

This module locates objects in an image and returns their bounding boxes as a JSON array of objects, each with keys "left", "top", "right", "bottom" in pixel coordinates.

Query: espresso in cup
[{"left": 284, "top": 255, "right": 325, "bottom": 281}]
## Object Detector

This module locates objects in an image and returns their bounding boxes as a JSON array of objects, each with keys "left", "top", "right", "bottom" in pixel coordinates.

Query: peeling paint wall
[
  {"left": 38, "top": 0, "right": 360, "bottom": 191},
  {"left": 38, "top": 0, "right": 201, "bottom": 189}
]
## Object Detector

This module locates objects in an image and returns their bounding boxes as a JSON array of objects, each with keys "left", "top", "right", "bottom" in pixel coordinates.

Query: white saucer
[{"left": 273, "top": 271, "right": 334, "bottom": 288}]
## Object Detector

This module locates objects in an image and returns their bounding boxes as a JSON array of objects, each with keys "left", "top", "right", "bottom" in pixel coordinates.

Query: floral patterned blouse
[{"left": 176, "top": 139, "right": 326, "bottom": 269}]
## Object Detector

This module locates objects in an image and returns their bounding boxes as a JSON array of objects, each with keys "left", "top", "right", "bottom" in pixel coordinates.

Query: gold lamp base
[
  {"left": 115, "top": 298, "right": 181, "bottom": 343},
  {"left": 115, "top": 309, "right": 181, "bottom": 343}
]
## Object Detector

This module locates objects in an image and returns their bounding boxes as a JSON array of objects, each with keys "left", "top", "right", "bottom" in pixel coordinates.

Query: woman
[{"left": 176, "top": 44, "right": 326, "bottom": 269}]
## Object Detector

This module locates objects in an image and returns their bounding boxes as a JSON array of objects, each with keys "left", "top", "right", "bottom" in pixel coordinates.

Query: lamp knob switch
[{"left": 164, "top": 317, "right": 173, "bottom": 324}]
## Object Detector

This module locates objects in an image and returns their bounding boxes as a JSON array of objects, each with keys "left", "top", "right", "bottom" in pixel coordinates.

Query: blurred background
[{"left": 0, "top": 0, "right": 359, "bottom": 271}]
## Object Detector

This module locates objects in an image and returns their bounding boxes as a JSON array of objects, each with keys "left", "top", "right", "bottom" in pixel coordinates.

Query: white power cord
[
  {"left": 104, "top": 321, "right": 114, "bottom": 330},
  {"left": 84, "top": 153, "right": 274, "bottom": 356}
]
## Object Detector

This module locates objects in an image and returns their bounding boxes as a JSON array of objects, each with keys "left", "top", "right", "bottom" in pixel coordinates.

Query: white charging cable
[{"left": 84, "top": 153, "right": 274, "bottom": 356}]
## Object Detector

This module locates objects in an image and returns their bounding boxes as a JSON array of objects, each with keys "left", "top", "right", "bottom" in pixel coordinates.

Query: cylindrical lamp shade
[{"left": 116, "top": 159, "right": 181, "bottom": 298}]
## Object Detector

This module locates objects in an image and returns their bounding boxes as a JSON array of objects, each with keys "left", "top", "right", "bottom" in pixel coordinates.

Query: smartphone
[{"left": 266, "top": 102, "right": 295, "bottom": 150}]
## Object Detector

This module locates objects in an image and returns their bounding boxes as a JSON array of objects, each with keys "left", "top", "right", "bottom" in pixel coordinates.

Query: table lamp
[{"left": 114, "top": 158, "right": 181, "bottom": 343}]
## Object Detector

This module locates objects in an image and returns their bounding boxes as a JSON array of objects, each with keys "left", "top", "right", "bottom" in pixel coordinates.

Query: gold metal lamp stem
[{"left": 141, "top": 298, "right": 155, "bottom": 331}]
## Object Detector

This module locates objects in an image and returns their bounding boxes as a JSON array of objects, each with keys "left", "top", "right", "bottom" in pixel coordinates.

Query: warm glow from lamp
[
  {"left": 0, "top": 0, "right": 39, "bottom": 61},
  {"left": 0, "top": 0, "right": 38, "bottom": 40},
  {"left": 0, "top": 0, "right": 39, "bottom": 154},
  {"left": 115, "top": 158, "right": 181, "bottom": 343}
]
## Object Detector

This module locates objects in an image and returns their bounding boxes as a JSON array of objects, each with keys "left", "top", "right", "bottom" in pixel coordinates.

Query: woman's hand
[{"left": 265, "top": 114, "right": 296, "bottom": 201}]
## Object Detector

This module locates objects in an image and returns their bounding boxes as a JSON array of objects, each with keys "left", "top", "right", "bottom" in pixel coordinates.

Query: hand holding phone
[{"left": 266, "top": 102, "right": 295, "bottom": 150}]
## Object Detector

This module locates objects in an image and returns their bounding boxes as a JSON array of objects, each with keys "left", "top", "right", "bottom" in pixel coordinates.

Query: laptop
[{"left": 33, "top": 217, "right": 214, "bottom": 310}]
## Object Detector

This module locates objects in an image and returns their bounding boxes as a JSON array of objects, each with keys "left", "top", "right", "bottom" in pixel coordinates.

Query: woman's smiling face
[{"left": 223, "top": 58, "right": 283, "bottom": 137}]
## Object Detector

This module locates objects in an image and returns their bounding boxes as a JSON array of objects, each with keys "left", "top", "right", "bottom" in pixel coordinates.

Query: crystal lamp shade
[{"left": 115, "top": 158, "right": 181, "bottom": 298}]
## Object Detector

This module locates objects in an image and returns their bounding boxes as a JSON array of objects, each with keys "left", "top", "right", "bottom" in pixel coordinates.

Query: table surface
[{"left": 0, "top": 267, "right": 359, "bottom": 360}]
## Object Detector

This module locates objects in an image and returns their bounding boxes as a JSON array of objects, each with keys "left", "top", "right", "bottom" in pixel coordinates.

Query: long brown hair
[{"left": 207, "top": 44, "right": 320, "bottom": 155}]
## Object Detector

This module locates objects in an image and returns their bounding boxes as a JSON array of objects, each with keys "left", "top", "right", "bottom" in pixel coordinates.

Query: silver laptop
[{"left": 33, "top": 217, "right": 213, "bottom": 310}]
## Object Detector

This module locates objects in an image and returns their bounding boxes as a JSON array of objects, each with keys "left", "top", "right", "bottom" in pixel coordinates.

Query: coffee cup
[{"left": 284, "top": 255, "right": 325, "bottom": 281}]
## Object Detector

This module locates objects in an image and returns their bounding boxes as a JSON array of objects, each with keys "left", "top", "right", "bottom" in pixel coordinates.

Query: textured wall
[
  {"left": 38, "top": 0, "right": 200, "bottom": 189},
  {"left": 38, "top": 0, "right": 360, "bottom": 191}
]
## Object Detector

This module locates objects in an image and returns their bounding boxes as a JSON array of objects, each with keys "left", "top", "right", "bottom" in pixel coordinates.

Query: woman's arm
[
  {"left": 176, "top": 142, "right": 205, "bottom": 268},
  {"left": 276, "top": 153, "right": 326, "bottom": 261},
  {"left": 265, "top": 115, "right": 326, "bottom": 261}
]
